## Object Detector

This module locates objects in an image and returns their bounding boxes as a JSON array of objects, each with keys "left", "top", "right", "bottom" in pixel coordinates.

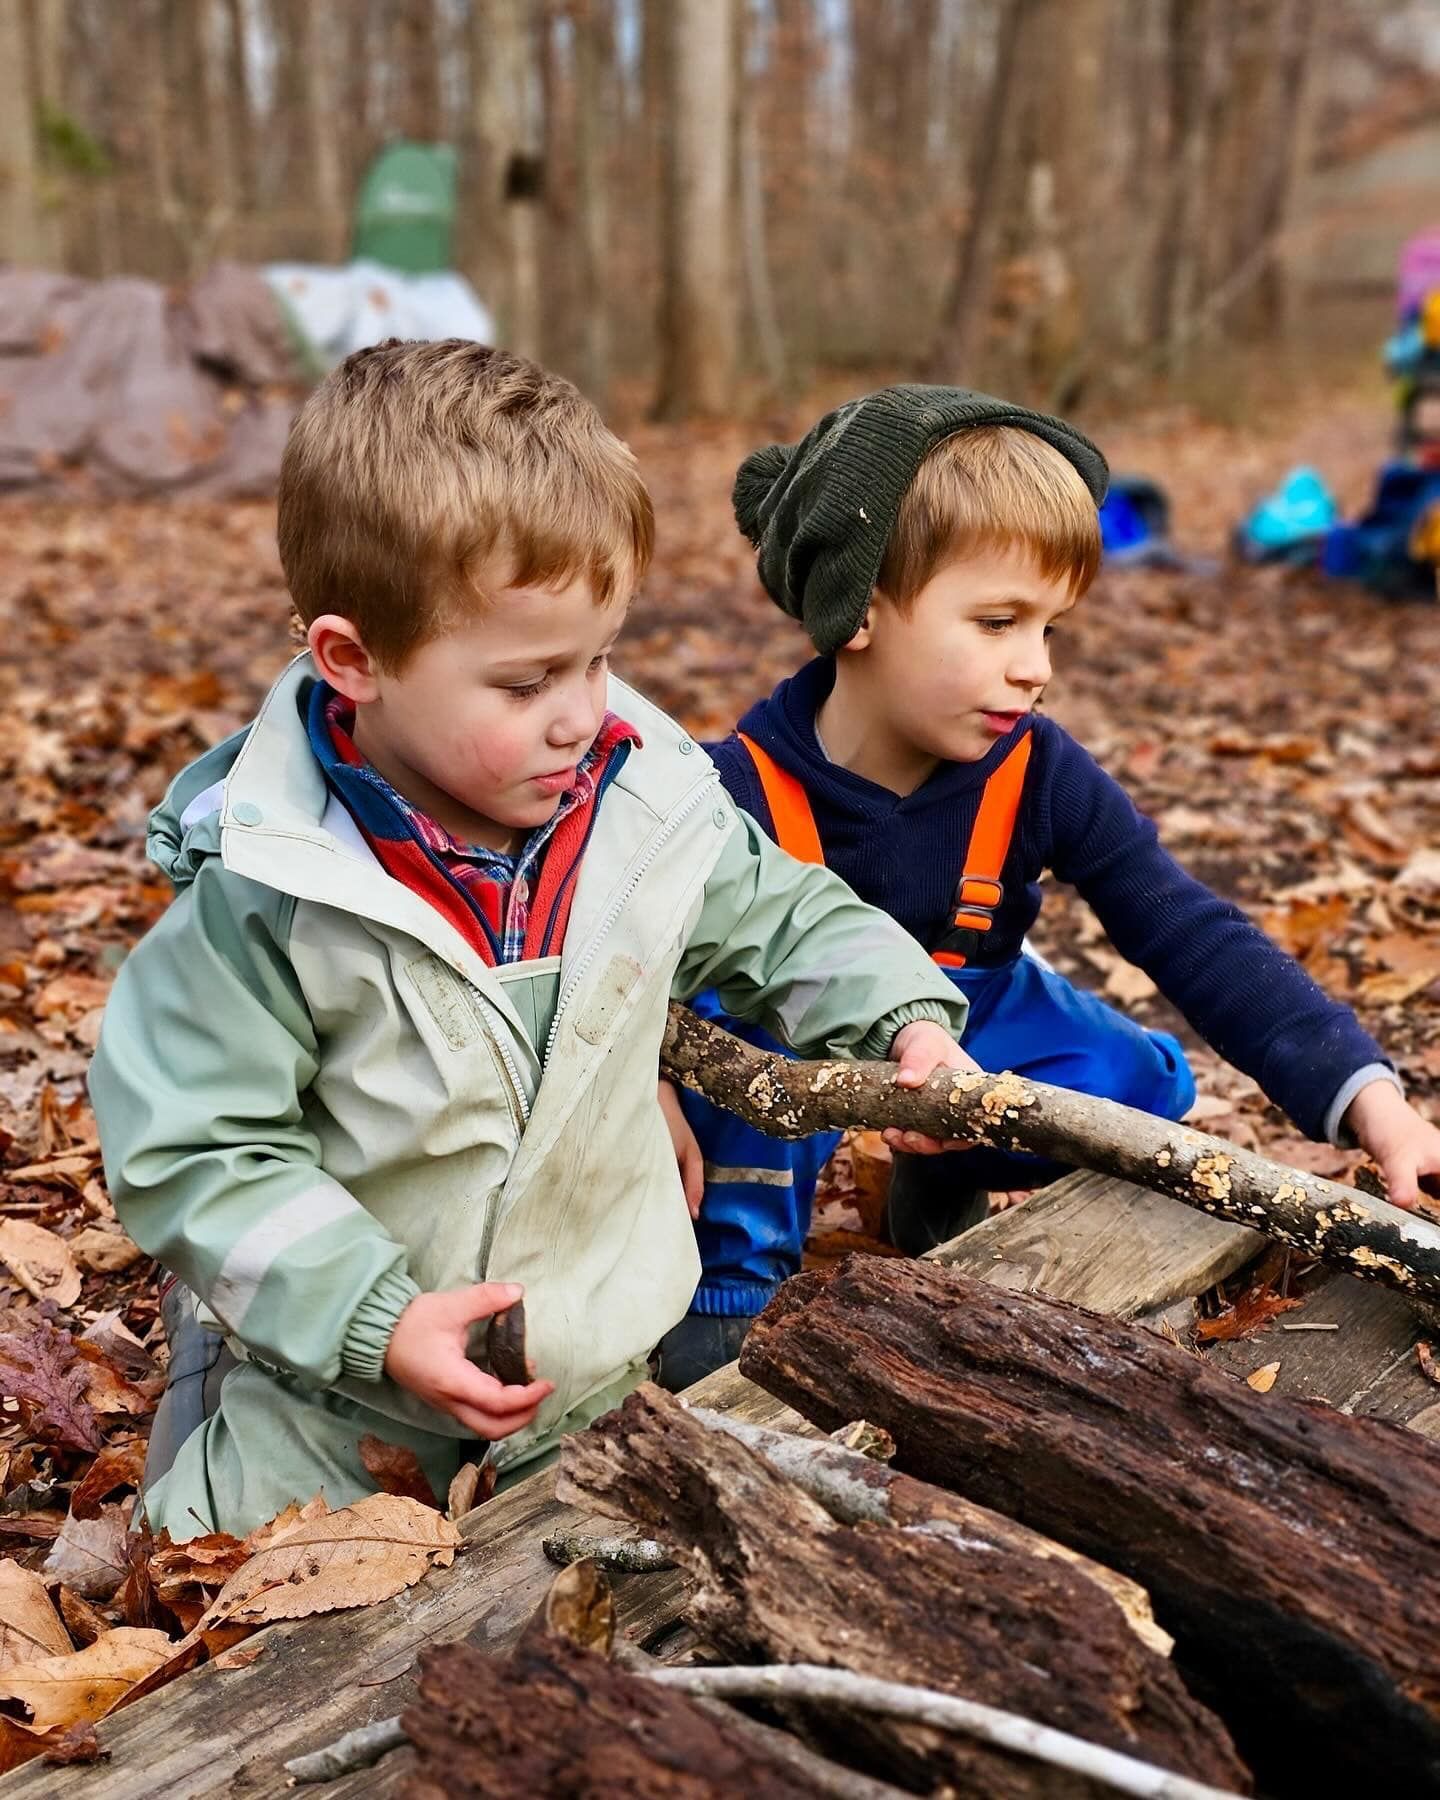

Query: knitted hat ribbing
[{"left": 732, "top": 384, "right": 1109, "bottom": 653}]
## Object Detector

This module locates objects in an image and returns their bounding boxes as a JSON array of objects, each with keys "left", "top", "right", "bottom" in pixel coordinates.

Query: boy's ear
[
  {"left": 838, "top": 601, "right": 876, "bottom": 653},
  {"left": 307, "top": 615, "right": 384, "bottom": 704}
]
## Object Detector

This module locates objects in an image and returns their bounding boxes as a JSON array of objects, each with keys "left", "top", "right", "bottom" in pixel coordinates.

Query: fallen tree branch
[
  {"left": 649, "top": 1664, "right": 1244, "bottom": 1800},
  {"left": 284, "top": 1715, "right": 407, "bottom": 1783},
  {"left": 661, "top": 1002, "right": 1440, "bottom": 1302},
  {"left": 541, "top": 1532, "right": 675, "bottom": 1572}
]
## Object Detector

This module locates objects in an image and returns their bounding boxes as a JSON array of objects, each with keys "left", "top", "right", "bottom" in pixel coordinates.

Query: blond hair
[
  {"left": 877, "top": 425, "right": 1101, "bottom": 606},
  {"left": 278, "top": 340, "right": 655, "bottom": 670}
]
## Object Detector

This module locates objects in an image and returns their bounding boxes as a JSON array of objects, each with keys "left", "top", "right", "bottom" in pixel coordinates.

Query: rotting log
[
  {"left": 399, "top": 1633, "right": 840, "bottom": 1798},
  {"left": 660, "top": 1001, "right": 1440, "bottom": 1302},
  {"left": 687, "top": 1407, "right": 1171, "bottom": 1657},
  {"left": 559, "top": 1383, "right": 1250, "bottom": 1798},
  {"left": 738, "top": 1254, "right": 1440, "bottom": 1799}
]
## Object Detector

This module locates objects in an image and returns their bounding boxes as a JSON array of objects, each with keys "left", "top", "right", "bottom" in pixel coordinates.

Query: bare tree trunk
[
  {"left": 738, "top": 0, "right": 785, "bottom": 397},
  {"left": 1149, "top": 0, "right": 1223, "bottom": 368},
  {"left": 572, "top": 0, "right": 611, "bottom": 406},
  {"left": 223, "top": 0, "right": 256, "bottom": 213},
  {"left": 654, "top": 0, "right": 737, "bottom": 420},
  {"left": 300, "top": 0, "right": 347, "bottom": 261},
  {"left": 475, "top": 0, "right": 544, "bottom": 359},
  {"left": 0, "top": 0, "right": 45, "bottom": 265},
  {"left": 396, "top": 0, "right": 441, "bottom": 141},
  {"left": 925, "top": 0, "right": 1035, "bottom": 383}
]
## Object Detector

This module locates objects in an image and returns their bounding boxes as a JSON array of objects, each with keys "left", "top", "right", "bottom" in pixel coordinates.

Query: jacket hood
[{"left": 147, "top": 722, "right": 254, "bottom": 890}]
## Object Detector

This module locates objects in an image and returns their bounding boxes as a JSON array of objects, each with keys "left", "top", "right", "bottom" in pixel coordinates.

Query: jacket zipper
[{"left": 544, "top": 775, "right": 721, "bottom": 1066}]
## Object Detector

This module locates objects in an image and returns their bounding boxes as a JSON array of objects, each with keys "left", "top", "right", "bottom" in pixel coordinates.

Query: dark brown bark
[
  {"left": 739, "top": 1254, "right": 1440, "bottom": 1798},
  {"left": 559, "top": 1383, "right": 1250, "bottom": 1797},
  {"left": 660, "top": 1003, "right": 1440, "bottom": 1303},
  {"left": 400, "top": 1632, "right": 835, "bottom": 1798}
]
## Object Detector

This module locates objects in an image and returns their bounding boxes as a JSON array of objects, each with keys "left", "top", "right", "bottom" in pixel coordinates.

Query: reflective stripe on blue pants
[{"left": 679, "top": 953, "right": 1195, "bottom": 1318}]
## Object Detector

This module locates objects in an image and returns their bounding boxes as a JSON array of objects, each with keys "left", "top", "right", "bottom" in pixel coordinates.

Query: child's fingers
[
  {"left": 1383, "top": 1156, "right": 1419, "bottom": 1210},
  {"left": 882, "top": 1128, "right": 973, "bottom": 1155},
  {"left": 681, "top": 1142, "right": 704, "bottom": 1219},
  {"left": 449, "top": 1399, "right": 547, "bottom": 1439},
  {"left": 448, "top": 1280, "right": 524, "bottom": 1324},
  {"left": 441, "top": 1360, "right": 553, "bottom": 1417}
]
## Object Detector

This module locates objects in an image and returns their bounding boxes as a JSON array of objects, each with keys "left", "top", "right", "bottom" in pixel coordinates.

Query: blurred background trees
[{"left": 1, "top": 0, "right": 1438, "bottom": 419}]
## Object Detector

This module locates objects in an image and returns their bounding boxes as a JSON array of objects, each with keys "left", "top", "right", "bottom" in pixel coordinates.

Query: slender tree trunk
[
  {"left": 475, "top": 0, "right": 544, "bottom": 359},
  {"left": 654, "top": 0, "right": 737, "bottom": 420},
  {"left": 301, "top": 0, "right": 347, "bottom": 261},
  {"left": 223, "top": 0, "right": 255, "bottom": 213},
  {"left": 397, "top": 0, "right": 441, "bottom": 141},
  {"left": 1, "top": 0, "right": 45, "bottom": 265},
  {"left": 572, "top": 0, "right": 611, "bottom": 406},
  {"left": 925, "top": 0, "right": 1034, "bottom": 383},
  {"left": 737, "top": 0, "right": 785, "bottom": 396}
]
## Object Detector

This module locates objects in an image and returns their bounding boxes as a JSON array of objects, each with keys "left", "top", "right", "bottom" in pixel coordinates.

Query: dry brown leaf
[
  {"left": 33, "top": 972, "right": 112, "bottom": 1021},
  {"left": 1417, "top": 1343, "right": 1440, "bottom": 1387},
  {"left": 68, "top": 1226, "right": 143, "bottom": 1275},
  {"left": 195, "top": 1492, "right": 461, "bottom": 1638},
  {"left": 210, "top": 1640, "right": 265, "bottom": 1671},
  {"left": 447, "top": 1460, "right": 481, "bottom": 1521},
  {"left": 1246, "top": 1362, "right": 1281, "bottom": 1393},
  {"left": 78, "top": 1311, "right": 154, "bottom": 1379},
  {"left": 0, "top": 1218, "right": 81, "bottom": 1308},
  {"left": 0, "top": 1626, "right": 171, "bottom": 1768},
  {"left": 1196, "top": 1282, "right": 1305, "bottom": 1343},
  {"left": 53, "top": 1585, "right": 109, "bottom": 1650},
  {"left": 72, "top": 1339, "right": 158, "bottom": 1417},
  {"left": 43, "top": 1502, "right": 133, "bottom": 1602},
  {"left": 359, "top": 1434, "right": 440, "bottom": 1509},
  {"left": 69, "top": 1439, "right": 147, "bottom": 1521},
  {"left": 0, "top": 1563, "right": 73, "bottom": 1673},
  {"left": 41, "top": 1720, "right": 109, "bottom": 1765},
  {"left": 147, "top": 1528, "right": 251, "bottom": 1631}
]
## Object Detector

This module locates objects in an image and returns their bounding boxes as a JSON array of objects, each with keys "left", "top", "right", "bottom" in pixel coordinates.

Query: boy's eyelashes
[
  {"left": 501, "top": 652, "right": 610, "bottom": 700},
  {"left": 974, "top": 617, "right": 1061, "bottom": 638}
]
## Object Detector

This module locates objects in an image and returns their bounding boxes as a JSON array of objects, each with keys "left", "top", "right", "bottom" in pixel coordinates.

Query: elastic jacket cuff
[
  {"left": 689, "top": 1280, "right": 782, "bottom": 1318},
  {"left": 861, "top": 999, "right": 962, "bottom": 1062},
  {"left": 1324, "top": 1063, "right": 1404, "bottom": 1147},
  {"left": 340, "top": 1266, "right": 422, "bottom": 1382}
]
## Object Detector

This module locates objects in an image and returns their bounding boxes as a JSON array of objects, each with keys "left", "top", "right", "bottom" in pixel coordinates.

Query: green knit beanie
[{"left": 732, "top": 384, "right": 1109, "bottom": 653}]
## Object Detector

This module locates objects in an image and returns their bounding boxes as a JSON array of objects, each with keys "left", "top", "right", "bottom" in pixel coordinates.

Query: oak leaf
[
  {"left": 0, "top": 1316, "right": 102, "bottom": 1450},
  {"left": 1196, "top": 1282, "right": 1304, "bottom": 1343}
]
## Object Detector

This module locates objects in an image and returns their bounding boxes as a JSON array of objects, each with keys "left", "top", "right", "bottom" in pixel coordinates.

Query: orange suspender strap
[
  {"left": 736, "top": 732, "right": 826, "bottom": 866},
  {"left": 932, "top": 732, "right": 1033, "bottom": 969}
]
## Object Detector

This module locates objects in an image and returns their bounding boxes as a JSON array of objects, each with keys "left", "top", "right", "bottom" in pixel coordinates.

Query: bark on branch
[{"left": 661, "top": 1002, "right": 1440, "bottom": 1302}]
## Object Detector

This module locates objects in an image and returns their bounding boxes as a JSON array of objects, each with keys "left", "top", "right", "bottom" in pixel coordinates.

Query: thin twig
[
  {"left": 646, "top": 1665, "right": 1245, "bottom": 1800},
  {"left": 283, "top": 1714, "right": 406, "bottom": 1783}
]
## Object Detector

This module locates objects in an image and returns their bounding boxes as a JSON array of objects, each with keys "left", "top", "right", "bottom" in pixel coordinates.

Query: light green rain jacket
[{"left": 91, "top": 656, "right": 967, "bottom": 1537}]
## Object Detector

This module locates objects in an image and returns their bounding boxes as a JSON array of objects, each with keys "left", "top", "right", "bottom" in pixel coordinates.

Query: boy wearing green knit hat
[{"left": 657, "top": 383, "right": 1440, "bottom": 1393}]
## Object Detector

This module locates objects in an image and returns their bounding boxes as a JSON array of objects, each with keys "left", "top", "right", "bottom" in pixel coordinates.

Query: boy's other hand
[
  {"left": 658, "top": 1077, "right": 705, "bottom": 1219},
  {"left": 384, "top": 1283, "right": 554, "bottom": 1438},
  {"left": 1343, "top": 1081, "right": 1440, "bottom": 1211},
  {"left": 884, "top": 1022, "right": 979, "bottom": 1156}
]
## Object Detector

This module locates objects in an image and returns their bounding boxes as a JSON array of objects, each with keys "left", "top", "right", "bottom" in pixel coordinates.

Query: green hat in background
[{"left": 732, "top": 384, "right": 1109, "bottom": 654}]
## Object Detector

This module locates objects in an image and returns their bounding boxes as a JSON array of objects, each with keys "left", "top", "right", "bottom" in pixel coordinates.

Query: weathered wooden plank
[
  {"left": 931, "top": 1169, "right": 1262, "bottom": 1316},
  {"left": 1202, "top": 1267, "right": 1440, "bottom": 1427},
  {"left": 0, "top": 1364, "right": 791, "bottom": 1800}
]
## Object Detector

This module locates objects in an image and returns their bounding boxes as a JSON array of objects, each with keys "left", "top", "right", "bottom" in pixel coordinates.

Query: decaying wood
[
  {"left": 399, "top": 1633, "right": 835, "bottom": 1798},
  {"left": 687, "top": 1406, "right": 1171, "bottom": 1657},
  {"left": 739, "top": 1254, "right": 1440, "bottom": 1798},
  {"left": 560, "top": 1383, "right": 1250, "bottom": 1798},
  {"left": 661, "top": 1002, "right": 1440, "bottom": 1302},
  {"left": 651, "top": 1666, "right": 1245, "bottom": 1800}
]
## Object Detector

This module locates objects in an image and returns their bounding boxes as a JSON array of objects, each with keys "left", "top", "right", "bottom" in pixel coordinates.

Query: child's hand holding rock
[{"left": 385, "top": 1282, "right": 554, "bottom": 1438}]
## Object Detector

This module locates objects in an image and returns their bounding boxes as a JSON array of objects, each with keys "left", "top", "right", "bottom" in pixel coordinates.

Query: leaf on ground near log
[
  {"left": 69, "top": 1439, "right": 146, "bottom": 1521},
  {"left": 43, "top": 1502, "right": 133, "bottom": 1602},
  {"left": 359, "top": 1434, "right": 440, "bottom": 1509},
  {"left": 525, "top": 1562, "right": 615, "bottom": 1655},
  {"left": 1246, "top": 1362, "right": 1281, "bottom": 1392},
  {"left": 0, "top": 1563, "right": 73, "bottom": 1672},
  {"left": 67, "top": 1226, "right": 143, "bottom": 1275},
  {"left": 194, "top": 1492, "right": 461, "bottom": 1638},
  {"left": 41, "top": 1721, "right": 108, "bottom": 1765},
  {"left": 210, "top": 1641, "right": 265, "bottom": 1671},
  {"left": 147, "top": 1528, "right": 251, "bottom": 1631},
  {"left": 78, "top": 1311, "right": 155, "bottom": 1381},
  {"left": 0, "top": 1316, "right": 102, "bottom": 1450},
  {"left": 72, "top": 1339, "right": 158, "bottom": 1417},
  {"left": 1195, "top": 1280, "right": 1305, "bottom": 1342},
  {"left": 0, "top": 1627, "right": 171, "bottom": 1772},
  {"left": 53, "top": 1585, "right": 109, "bottom": 1649},
  {"left": 447, "top": 1460, "right": 484, "bottom": 1520},
  {"left": 0, "top": 1219, "right": 82, "bottom": 1308},
  {"left": 1418, "top": 1343, "right": 1440, "bottom": 1387}
]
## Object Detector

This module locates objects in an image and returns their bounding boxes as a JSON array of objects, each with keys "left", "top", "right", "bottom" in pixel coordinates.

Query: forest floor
[{"left": 2, "top": 374, "right": 1439, "bottom": 1655}]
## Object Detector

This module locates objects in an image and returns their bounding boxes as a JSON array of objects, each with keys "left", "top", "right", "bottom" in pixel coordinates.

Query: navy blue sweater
[{"left": 710, "top": 657, "right": 1389, "bottom": 1144}]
